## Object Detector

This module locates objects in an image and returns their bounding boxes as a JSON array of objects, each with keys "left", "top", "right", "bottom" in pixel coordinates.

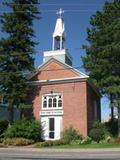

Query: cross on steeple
[
  {"left": 52, "top": 8, "right": 65, "bottom": 50},
  {"left": 56, "top": 8, "right": 64, "bottom": 18}
]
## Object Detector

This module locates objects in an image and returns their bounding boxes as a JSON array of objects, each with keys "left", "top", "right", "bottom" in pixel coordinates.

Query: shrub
[
  {"left": 105, "top": 119, "right": 118, "bottom": 136},
  {"left": 105, "top": 136, "right": 112, "bottom": 143},
  {"left": 4, "top": 118, "right": 41, "bottom": 141},
  {"left": 3, "top": 138, "right": 34, "bottom": 146},
  {"left": 36, "top": 141, "right": 48, "bottom": 147},
  {"left": 62, "top": 126, "right": 82, "bottom": 143},
  {"left": 70, "top": 139, "right": 81, "bottom": 145},
  {"left": 0, "top": 138, "right": 4, "bottom": 143},
  {"left": 52, "top": 139, "right": 68, "bottom": 146},
  {"left": 80, "top": 136, "right": 92, "bottom": 144},
  {"left": 37, "top": 141, "right": 53, "bottom": 147},
  {"left": 92, "top": 120, "right": 106, "bottom": 130},
  {"left": 89, "top": 128, "right": 105, "bottom": 142},
  {"left": 89, "top": 120, "right": 109, "bottom": 143},
  {"left": 0, "top": 119, "right": 9, "bottom": 135},
  {"left": 36, "top": 139, "right": 68, "bottom": 147}
]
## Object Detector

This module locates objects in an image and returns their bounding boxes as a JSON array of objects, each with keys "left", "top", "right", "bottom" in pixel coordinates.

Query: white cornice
[
  {"left": 43, "top": 49, "right": 73, "bottom": 61},
  {"left": 28, "top": 76, "right": 88, "bottom": 86}
]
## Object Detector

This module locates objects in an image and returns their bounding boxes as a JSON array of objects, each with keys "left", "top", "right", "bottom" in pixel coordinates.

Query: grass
[
  {"left": 35, "top": 142, "right": 120, "bottom": 149},
  {"left": 51, "top": 143, "right": 120, "bottom": 149}
]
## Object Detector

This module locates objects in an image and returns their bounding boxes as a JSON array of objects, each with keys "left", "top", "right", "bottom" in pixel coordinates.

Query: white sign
[{"left": 40, "top": 110, "right": 63, "bottom": 116}]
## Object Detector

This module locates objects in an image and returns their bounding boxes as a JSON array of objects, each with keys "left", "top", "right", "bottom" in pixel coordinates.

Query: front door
[
  {"left": 41, "top": 116, "right": 62, "bottom": 140},
  {"left": 49, "top": 118, "right": 55, "bottom": 139}
]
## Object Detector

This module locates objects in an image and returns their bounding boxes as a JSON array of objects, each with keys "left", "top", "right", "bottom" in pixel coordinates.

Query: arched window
[
  {"left": 42, "top": 94, "right": 62, "bottom": 109},
  {"left": 48, "top": 98, "right": 52, "bottom": 108},
  {"left": 53, "top": 98, "right": 57, "bottom": 107},
  {"left": 43, "top": 100, "right": 47, "bottom": 108},
  {"left": 58, "top": 99, "right": 62, "bottom": 107}
]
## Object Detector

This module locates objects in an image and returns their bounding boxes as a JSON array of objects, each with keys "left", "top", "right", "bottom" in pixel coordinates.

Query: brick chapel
[{"left": 28, "top": 9, "right": 101, "bottom": 140}]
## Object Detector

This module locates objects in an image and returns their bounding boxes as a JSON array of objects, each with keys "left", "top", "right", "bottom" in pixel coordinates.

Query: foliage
[
  {"left": 70, "top": 136, "right": 92, "bottom": 145},
  {"left": 70, "top": 139, "right": 81, "bottom": 145},
  {"left": 80, "top": 136, "right": 92, "bottom": 144},
  {"left": 89, "top": 128, "right": 105, "bottom": 143},
  {"left": 0, "top": 119, "right": 9, "bottom": 135},
  {"left": 38, "top": 141, "right": 53, "bottom": 147},
  {"left": 52, "top": 139, "right": 69, "bottom": 146},
  {"left": 99, "top": 136, "right": 112, "bottom": 144},
  {"left": 89, "top": 121, "right": 108, "bottom": 142},
  {"left": 82, "top": 0, "right": 120, "bottom": 123},
  {"left": 36, "top": 139, "right": 68, "bottom": 147},
  {"left": 62, "top": 126, "right": 82, "bottom": 143},
  {"left": 82, "top": 0, "right": 120, "bottom": 95},
  {"left": 4, "top": 118, "right": 41, "bottom": 141},
  {"left": 3, "top": 138, "right": 34, "bottom": 146},
  {"left": 92, "top": 120, "right": 108, "bottom": 133},
  {"left": 0, "top": 0, "right": 40, "bottom": 122},
  {"left": 105, "top": 119, "right": 118, "bottom": 136},
  {"left": 0, "top": 138, "right": 4, "bottom": 143}
]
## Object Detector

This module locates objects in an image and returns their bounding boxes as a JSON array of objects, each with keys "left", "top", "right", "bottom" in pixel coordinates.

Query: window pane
[
  {"left": 48, "top": 98, "right": 52, "bottom": 107},
  {"left": 49, "top": 118, "right": 54, "bottom": 131},
  {"left": 58, "top": 99, "right": 62, "bottom": 107},
  {"left": 53, "top": 98, "right": 56, "bottom": 107},
  {"left": 43, "top": 100, "right": 47, "bottom": 108},
  {"left": 49, "top": 132, "right": 54, "bottom": 138}
]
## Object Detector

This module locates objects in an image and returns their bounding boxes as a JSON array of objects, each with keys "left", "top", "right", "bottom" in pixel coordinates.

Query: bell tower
[
  {"left": 52, "top": 8, "right": 65, "bottom": 50},
  {"left": 43, "top": 8, "right": 72, "bottom": 66}
]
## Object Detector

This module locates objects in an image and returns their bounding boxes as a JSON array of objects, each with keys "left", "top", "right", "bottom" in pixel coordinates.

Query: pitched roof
[{"left": 29, "top": 58, "right": 89, "bottom": 80}]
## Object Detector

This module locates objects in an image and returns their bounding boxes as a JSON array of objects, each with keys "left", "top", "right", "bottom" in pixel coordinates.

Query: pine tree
[
  {"left": 0, "top": 0, "right": 40, "bottom": 123},
  {"left": 82, "top": 0, "right": 120, "bottom": 135}
]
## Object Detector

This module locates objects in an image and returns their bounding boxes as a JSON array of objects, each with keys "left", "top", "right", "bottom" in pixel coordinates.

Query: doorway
[
  {"left": 49, "top": 118, "right": 55, "bottom": 139},
  {"left": 41, "top": 116, "right": 62, "bottom": 140}
]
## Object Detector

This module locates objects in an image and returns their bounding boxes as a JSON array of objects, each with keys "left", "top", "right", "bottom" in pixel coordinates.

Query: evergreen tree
[
  {"left": 82, "top": 0, "right": 120, "bottom": 135},
  {"left": 0, "top": 0, "right": 40, "bottom": 123}
]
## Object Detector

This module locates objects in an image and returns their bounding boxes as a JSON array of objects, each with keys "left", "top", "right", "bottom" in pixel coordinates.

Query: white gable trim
[{"left": 28, "top": 58, "right": 89, "bottom": 80}]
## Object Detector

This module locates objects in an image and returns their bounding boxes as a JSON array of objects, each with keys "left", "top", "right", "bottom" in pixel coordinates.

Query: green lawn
[{"left": 49, "top": 143, "right": 120, "bottom": 149}]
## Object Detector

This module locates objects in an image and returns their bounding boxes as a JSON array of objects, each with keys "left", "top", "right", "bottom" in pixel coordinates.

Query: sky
[
  {"left": 0, "top": 0, "right": 112, "bottom": 120},
  {"left": 35, "top": 0, "right": 112, "bottom": 121}
]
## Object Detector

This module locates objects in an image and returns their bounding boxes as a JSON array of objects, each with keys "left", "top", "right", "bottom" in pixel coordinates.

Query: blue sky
[
  {"left": 0, "top": 0, "right": 112, "bottom": 120},
  {"left": 36, "top": 0, "right": 111, "bottom": 121}
]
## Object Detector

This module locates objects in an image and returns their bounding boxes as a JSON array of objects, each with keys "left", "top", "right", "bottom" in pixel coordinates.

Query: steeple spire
[
  {"left": 43, "top": 9, "right": 72, "bottom": 66},
  {"left": 52, "top": 8, "right": 65, "bottom": 50}
]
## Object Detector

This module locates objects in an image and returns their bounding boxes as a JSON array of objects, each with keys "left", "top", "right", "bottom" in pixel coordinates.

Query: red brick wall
[
  {"left": 63, "top": 81, "right": 88, "bottom": 136},
  {"left": 31, "top": 61, "right": 78, "bottom": 81},
  {"left": 29, "top": 81, "right": 88, "bottom": 136},
  {"left": 27, "top": 60, "right": 100, "bottom": 137}
]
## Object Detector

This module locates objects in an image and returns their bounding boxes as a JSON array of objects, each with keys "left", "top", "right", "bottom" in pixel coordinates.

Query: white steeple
[
  {"left": 43, "top": 8, "right": 72, "bottom": 66},
  {"left": 52, "top": 8, "right": 65, "bottom": 50}
]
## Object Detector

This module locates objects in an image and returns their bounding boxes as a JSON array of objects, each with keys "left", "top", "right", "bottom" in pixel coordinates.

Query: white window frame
[{"left": 42, "top": 93, "right": 63, "bottom": 110}]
